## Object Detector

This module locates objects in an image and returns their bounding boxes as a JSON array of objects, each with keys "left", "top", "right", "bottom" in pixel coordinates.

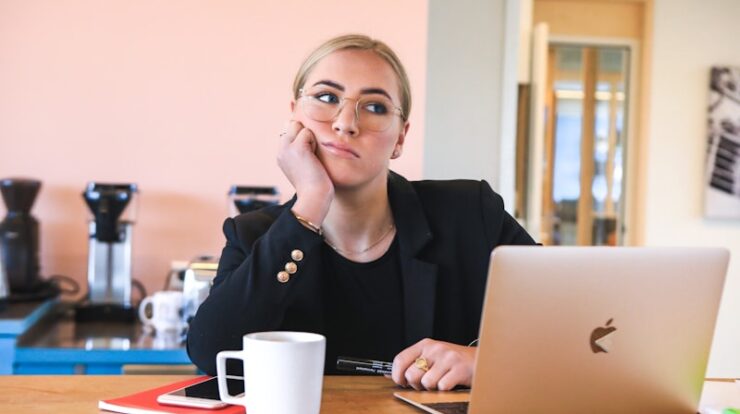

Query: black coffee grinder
[{"left": 0, "top": 178, "right": 57, "bottom": 301}]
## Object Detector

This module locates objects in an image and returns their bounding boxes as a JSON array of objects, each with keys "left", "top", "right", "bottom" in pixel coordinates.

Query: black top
[
  {"left": 323, "top": 236, "right": 405, "bottom": 374},
  {"left": 187, "top": 171, "right": 537, "bottom": 376}
]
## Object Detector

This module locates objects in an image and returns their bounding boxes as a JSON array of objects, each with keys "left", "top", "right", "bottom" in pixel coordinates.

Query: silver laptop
[{"left": 395, "top": 246, "right": 729, "bottom": 414}]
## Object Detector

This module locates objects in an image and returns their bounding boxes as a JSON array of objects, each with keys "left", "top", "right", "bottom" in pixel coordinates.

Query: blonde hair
[{"left": 292, "top": 34, "right": 411, "bottom": 121}]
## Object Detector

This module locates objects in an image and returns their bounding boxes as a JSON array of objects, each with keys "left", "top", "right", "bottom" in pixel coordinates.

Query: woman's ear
[
  {"left": 391, "top": 122, "right": 410, "bottom": 159},
  {"left": 290, "top": 100, "right": 296, "bottom": 112}
]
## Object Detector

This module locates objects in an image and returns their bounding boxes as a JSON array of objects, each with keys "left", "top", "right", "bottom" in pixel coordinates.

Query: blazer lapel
[{"left": 388, "top": 172, "right": 438, "bottom": 345}]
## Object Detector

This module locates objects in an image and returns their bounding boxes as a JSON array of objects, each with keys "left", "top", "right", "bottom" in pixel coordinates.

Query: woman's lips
[{"left": 321, "top": 142, "right": 360, "bottom": 158}]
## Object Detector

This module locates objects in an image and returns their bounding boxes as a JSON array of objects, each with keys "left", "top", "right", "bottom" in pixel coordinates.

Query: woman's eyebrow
[
  {"left": 310, "top": 80, "right": 393, "bottom": 101},
  {"left": 312, "top": 80, "right": 344, "bottom": 90},
  {"left": 360, "top": 88, "right": 393, "bottom": 101}
]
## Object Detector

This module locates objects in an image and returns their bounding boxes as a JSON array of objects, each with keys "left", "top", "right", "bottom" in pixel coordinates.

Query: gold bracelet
[{"left": 292, "top": 211, "right": 323, "bottom": 236}]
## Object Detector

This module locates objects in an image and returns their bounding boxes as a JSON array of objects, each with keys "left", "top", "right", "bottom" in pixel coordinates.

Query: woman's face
[{"left": 291, "top": 49, "right": 409, "bottom": 191}]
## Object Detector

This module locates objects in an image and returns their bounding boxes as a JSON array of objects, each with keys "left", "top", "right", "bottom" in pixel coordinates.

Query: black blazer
[{"left": 187, "top": 172, "right": 536, "bottom": 375}]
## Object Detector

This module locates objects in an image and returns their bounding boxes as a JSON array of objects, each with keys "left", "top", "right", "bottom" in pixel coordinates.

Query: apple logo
[{"left": 590, "top": 318, "right": 617, "bottom": 353}]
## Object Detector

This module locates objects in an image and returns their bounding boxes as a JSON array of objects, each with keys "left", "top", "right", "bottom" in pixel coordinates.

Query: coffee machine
[
  {"left": 0, "top": 178, "right": 57, "bottom": 301},
  {"left": 75, "top": 182, "right": 138, "bottom": 322},
  {"left": 181, "top": 256, "right": 218, "bottom": 325},
  {"left": 0, "top": 252, "right": 8, "bottom": 310},
  {"left": 228, "top": 186, "right": 279, "bottom": 216}
]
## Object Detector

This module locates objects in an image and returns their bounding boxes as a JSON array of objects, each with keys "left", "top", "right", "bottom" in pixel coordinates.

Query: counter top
[
  {"left": 17, "top": 302, "right": 185, "bottom": 351},
  {"left": 0, "top": 299, "right": 56, "bottom": 334},
  {"left": 12, "top": 302, "right": 192, "bottom": 374}
]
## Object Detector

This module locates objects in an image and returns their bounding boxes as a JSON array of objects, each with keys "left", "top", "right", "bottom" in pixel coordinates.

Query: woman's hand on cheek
[
  {"left": 391, "top": 339, "right": 476, "bottom": 391},
  {"left": 277, "top": 120, "right": 334, "bottom": 225}
]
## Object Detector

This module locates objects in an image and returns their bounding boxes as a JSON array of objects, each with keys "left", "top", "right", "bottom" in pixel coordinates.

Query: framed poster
[{"left": 705, "top": 66, "right": 740, "bottom": 218}]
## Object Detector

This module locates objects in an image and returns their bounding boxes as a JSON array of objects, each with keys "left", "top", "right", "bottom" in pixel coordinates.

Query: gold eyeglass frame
[{"left": 298, "top": 88, "right": 404, "bottom": 132}]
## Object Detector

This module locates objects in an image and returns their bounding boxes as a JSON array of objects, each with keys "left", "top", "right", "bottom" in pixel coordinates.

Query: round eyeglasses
[{"left": 298, "top": 88, "right": 404, "bottom": 132}]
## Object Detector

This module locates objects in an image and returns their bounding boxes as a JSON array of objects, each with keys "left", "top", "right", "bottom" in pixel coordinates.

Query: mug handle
[
  {"left": 216, "top": 350, "right": 246, "bottom": 405},
  {"left": 138, "top": 296, "right": 153, "bottom": 326}
]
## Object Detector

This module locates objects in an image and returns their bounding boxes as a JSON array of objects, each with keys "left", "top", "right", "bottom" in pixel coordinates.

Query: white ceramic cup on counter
[
  {"left": 138, "top": 290, "right": 186, "bottom": 333},
  {"left": 216, "top": 331, "right": 326, "bottom": 414}
]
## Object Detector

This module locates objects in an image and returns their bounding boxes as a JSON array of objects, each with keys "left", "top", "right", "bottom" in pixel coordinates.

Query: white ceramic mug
[
  {"left": 138, "top": 290, "right": 186, "bottom": 333},
  {"left": 216, "top": 331, "right": 326, "bottom": 414}
]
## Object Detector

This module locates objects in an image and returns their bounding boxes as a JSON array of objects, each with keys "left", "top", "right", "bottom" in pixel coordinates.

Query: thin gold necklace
[{"left": 324, "top": 224, "right": 396, "bottom": 255}]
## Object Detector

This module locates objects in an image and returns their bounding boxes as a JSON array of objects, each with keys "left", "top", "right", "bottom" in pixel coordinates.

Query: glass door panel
[{"left": 544, "top": 44, "right": 629, "bottom": 246}]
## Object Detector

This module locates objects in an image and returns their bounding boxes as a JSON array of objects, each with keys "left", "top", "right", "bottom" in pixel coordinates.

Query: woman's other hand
[
  {"left": 391, "top": 338, "right": 476, "bottom": 391},
  {"left": 277, "top": 120, "right": 334, "bottom": 225}
]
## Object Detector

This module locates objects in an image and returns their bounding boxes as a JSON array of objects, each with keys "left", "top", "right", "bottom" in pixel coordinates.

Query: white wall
[
  {"left": 424, "top": 0, "right": 520, "bottom": 206},
  {"left": 645, "top": 0, "right": 740, "bottom": 377}
]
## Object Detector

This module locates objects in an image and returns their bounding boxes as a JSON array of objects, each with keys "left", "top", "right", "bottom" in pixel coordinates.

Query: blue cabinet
[
  {"left": 9, "top": 302, "right": 194, "bottom": 374},
  {"left": 14, "top": 348, "right": 192, "bottom": 374},
  {"left": 0, "top": 300, "right": 57, "bottom": 374}
]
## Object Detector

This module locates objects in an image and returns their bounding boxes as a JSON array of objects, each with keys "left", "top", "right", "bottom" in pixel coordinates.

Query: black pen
[{"left": 336, "top": 356, "right": 393, "bottom": 375}]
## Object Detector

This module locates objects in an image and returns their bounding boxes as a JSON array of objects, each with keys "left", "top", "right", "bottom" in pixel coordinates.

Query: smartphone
[{"left": 157, "top": 376, "right": 244, "bottom": 409}]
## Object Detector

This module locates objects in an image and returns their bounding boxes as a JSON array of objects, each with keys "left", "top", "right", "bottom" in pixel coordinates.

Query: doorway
[{"left": 540, "top": 44, "right": 631, "bottom": 246}]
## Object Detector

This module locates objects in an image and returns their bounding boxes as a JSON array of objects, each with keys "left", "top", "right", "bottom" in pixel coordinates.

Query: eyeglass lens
[{"left": 301, "top": 90, "right": 398, "bottom": 132}]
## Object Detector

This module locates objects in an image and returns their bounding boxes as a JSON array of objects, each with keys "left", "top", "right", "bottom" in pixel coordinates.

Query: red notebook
[{"left": 98, "top": 376, "right": 245, "bottom": 414}]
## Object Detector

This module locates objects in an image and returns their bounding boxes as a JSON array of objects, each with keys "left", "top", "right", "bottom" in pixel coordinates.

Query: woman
[{"left": 187, "top": 34, "right": 536, "bottom": 391}]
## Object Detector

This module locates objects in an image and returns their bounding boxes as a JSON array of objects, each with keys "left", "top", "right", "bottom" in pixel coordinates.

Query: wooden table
[
  {"left": 0, "top": 375, "right": 738, "bottom": 413},
  {"left": 0, "top": 375, "right": 419, "bottom": 413}
]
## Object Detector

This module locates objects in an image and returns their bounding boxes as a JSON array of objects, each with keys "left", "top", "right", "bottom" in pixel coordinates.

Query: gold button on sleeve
[
  {"left": 291, "top": 249, "right": 304, "bottom": 262},
  {"left": 277, "top": 271, "right": 290, "bottom": 283},
  {"left": 285, "top": 262, "right": 298, "bottom": 274}
]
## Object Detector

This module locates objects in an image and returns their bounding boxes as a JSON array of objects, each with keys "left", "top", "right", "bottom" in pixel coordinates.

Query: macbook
[{"left": 395, "top": 246, "right": 729, "bottom": 413}]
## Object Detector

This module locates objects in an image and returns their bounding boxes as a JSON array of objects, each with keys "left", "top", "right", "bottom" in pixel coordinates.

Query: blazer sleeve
[
  {"left": 186, "top": 208, "right": 326, "bottom": 375},
  {"left": 479, "top": 180, "right": 537, "bottom": 247}
]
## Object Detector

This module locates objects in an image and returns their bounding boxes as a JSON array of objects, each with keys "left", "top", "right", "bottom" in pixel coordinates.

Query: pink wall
[{"left": 0, "top": 0, "right": 427, "bottom": 297}]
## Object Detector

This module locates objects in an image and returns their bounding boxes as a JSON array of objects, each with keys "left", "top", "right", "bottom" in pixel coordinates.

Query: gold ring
[{"left": 414, "top": 357, "right": 430, "bottom": 372}]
